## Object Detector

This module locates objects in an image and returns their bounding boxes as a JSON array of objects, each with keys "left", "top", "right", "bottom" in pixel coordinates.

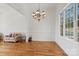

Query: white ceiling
[{"left": 7, "top": 3, "right": 67, "bottom": 16}]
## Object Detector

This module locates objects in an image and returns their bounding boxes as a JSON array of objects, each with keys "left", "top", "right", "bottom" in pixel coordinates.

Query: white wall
[
  {"left": 0, "top": 3, "right": 56, "bottom": 41},
  {"left": 0, "top": 4, "right": 29, "bottom": 36},
  {"left": 29, "top": 4, "right": 56, "bottom": 41},
  {"left": 5, "top": 3, "right": 56, "bottom": 41},
  {"left": 55, "top": 3, "right": 79, "bottom": 56}
]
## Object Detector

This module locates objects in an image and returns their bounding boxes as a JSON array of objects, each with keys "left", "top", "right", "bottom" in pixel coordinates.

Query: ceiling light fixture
[{"left": 32, "top": 3, "right": 46, "bottom": 21}]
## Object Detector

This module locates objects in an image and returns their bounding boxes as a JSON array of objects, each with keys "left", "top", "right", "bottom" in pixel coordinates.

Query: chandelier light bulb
[
  {"left": 32, "top": 12, "right": 35, "bottom": 16},
  {"left": 32, "top": 14, "right": 35, "bottom": 16},
  {"left": 42, "top": 11, "right": 46, "bottom": 15},
  {"left": 36, "top": 10, "right": 40, "bottom": 14}
]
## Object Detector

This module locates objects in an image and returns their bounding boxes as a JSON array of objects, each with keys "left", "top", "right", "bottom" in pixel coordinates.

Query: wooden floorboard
[{"left": 0, "top": 41, "right": 67, "bottom": 56}]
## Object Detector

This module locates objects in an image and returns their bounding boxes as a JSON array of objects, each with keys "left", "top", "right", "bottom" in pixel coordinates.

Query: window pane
[
  {"left": 65, "top": 4, "right": 75, "bottom": 39},
  {"left": 77, "top": 20, "right": 79, "bottom": 41},
  {"left": 60, "top": 12, "right": 64, "bottom": 36},
  {"left": 77, "top": 3, "right": 79, "bottom": 19}
]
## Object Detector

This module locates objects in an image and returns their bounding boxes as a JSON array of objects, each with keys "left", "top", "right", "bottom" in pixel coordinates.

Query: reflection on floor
[{"left": 0, "top": 41, "right": 67, "bottom": 56}]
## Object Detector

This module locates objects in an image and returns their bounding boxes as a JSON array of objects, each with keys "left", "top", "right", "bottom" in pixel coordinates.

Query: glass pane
[
  {"left": 60, "top": 12, "right": 64, "bottom": 36},
  {"left": 77, "top": 20, "right": 79, "bottom": 41},
  {"left": 77, "top": 3, "right": 79, "bottom": 19}
]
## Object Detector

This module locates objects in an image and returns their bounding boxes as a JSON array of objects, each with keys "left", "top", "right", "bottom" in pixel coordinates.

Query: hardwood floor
[{"left": 0, "top": 41, "right": 67, "bottom": 56}]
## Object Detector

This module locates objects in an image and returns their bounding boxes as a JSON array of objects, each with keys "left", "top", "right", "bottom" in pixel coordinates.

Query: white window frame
[{"left": 59, "top": 3, "right": 78, "bottom": 42}]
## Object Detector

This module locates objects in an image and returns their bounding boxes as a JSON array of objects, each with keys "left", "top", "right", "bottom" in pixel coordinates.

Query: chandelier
[{"left": 32, "top": 4, "right": 46, "bottom": 21}]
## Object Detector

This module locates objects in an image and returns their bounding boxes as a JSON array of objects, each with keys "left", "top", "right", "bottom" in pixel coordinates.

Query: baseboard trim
[{"left": 32, "top": 39, "right": 54, "bottom": 42}]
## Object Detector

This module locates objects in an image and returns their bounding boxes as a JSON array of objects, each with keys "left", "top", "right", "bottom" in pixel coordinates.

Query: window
[{"left": 60, "top": 3, "right": 76, "bottom": 40}]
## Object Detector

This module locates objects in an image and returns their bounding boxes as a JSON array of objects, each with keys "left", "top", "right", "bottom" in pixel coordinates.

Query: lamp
[{"left": 32, "top": 3, "right": 46, "bottom": 21}]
